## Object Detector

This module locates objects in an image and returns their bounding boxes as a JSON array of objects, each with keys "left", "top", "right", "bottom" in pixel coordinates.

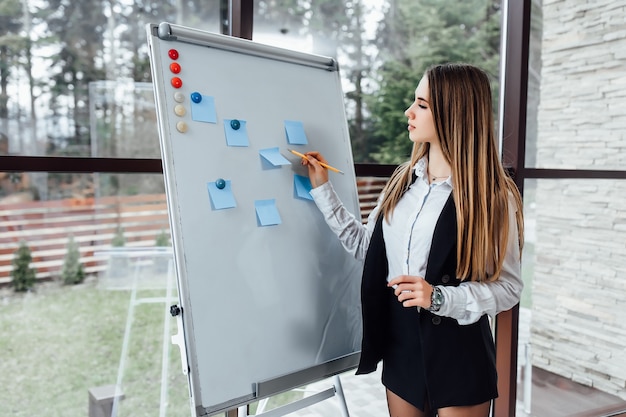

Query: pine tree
[
  {"left": 111, "top": 226, "right": 126, "bottom": 247},
  {"left": 155, "top": 229, "right": 170, "bottom": 247},
  {"left": 61, "top": 235, "right": 85, "bottom": 285},
  {"left": 153, "top": 229, "right": 171, "bottom": 273},
  {"left": 369, "top": 0, "right": 502, "bottom": 164},
  {"left": 11, "top": 241, "right": 37, "bottom": 292}
]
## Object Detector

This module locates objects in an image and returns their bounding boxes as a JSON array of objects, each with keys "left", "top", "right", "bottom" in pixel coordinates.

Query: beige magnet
[
  {"left": 174, "top": 92, "right": 185, "bottom": 103},
  {"left": 174, "top": 104, "right": 186, "bottom": 116},
  {"left": 176, "top": 121, "right": 188, "bottom": 133}
]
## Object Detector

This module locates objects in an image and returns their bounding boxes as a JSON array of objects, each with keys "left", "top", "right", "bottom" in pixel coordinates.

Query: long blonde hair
[{"left": 378, "top": 63, "right": 524, "bottom": 282}]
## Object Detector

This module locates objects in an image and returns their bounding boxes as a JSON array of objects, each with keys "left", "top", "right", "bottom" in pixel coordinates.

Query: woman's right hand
[{"left": 301, "top": 151, "right": 329, "bottom": 188}]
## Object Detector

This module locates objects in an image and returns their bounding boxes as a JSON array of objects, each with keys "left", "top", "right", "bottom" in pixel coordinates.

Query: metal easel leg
[
  {"left": 226, "top": 375, "right": 350, "bottom": 417},
  {"left": 333, "top": 375, "right": 350, "bottom": 417}
]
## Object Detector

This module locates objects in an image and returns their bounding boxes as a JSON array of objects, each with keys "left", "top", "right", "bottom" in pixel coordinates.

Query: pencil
[{"left": 287, "top": 149, "right": 345, "bottom": 175}]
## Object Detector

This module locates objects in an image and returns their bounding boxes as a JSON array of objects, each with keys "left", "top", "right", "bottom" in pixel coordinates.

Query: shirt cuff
[
  {"left": 435, "top": 286, "right": 469, "bottom": 322},
  {"left": 309, "top": 181, "right": 340, "bottom": 214}
]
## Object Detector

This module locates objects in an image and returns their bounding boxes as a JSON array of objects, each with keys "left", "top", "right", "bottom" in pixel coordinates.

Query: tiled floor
[
  {"left": 289, "top": 368, "right": 387, "bottom": 417},
  {"left": 285, "top": 310, "right": 531, "bottom": 417}
]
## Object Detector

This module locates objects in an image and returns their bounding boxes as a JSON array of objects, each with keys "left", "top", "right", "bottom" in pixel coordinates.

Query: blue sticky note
[
  {"left": 259, "top": 147, "right": 291, "bottom": 168},
  {"left": 207, "top": 180, "right": 236, "bottom": 210},
  {"left": 224, "top": 119, "right": 250, "bottom": 147},
  {"left": 294, "top": 175, "right": 313, "bottom": 201},
  {"left": 284, "top": 120, "right": 308, "bottom": 145},
  {"left": 190, "top": 95, "right": 217, "bottom": 123},
  {"left": 255, "top": 199, "right": 281, "bottom": 226}
]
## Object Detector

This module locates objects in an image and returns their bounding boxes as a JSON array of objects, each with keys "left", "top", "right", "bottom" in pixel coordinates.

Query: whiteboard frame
[{"left": 147, "top": 23, "right": 362, "bottom": 416}]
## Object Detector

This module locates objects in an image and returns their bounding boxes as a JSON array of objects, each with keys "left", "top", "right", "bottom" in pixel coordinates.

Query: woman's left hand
[{"left": 388, "top": 275, "right": 433, "bottom": 308}]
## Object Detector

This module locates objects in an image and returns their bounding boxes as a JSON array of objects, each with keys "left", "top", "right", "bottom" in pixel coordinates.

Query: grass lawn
[
  {"left": 0, "top": 276, "right": 302, "bottom": 417},
  {"left": 1, "top": 235, "right": 536, "bottom": 417},
  {"left": 1, "top": 248, "right": 535, "bottom": 417},
  {"left": 0, "top": 277, "right": 190, "bottom": 416}
]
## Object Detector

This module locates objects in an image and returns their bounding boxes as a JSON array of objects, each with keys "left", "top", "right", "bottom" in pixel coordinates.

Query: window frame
[{"left": 9, "top": 1, "right": 626, "bottom": 416}]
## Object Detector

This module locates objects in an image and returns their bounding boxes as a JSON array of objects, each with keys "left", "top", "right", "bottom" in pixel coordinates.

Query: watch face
[
  {"left": 435, "top": 292, "right": 443, "bottom": 303},
  {"left": 429, "top": 288, "right": 443, "bottom": 312},
  {"left": 433, "top": 288, "right": 443, "bottom": 305}
]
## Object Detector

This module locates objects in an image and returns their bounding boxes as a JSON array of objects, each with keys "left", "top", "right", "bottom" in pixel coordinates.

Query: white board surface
[{"left": 147, "top": 23, "right": 363, "bottom": 416}]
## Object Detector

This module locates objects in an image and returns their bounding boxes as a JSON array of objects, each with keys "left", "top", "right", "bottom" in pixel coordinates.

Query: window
[{"left": 517, "top": 1, "right": 626, "bottom": 415}]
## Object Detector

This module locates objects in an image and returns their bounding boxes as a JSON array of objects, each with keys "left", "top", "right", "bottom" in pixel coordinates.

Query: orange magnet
[
  {"left": 171, "top": 77, "right": 182, "bottom": 88},
  {"left": 170, "top": 62, "right": 181, "bottom": 74}
]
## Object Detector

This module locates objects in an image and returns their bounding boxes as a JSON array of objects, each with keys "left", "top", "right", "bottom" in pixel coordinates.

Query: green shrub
[
  {"left": 153, "top": 229, "right": 171, "bottom": 273},
  {"left": 111, "top": 226, "right": 126, "bottom": 247},
  {"left": 107, "top": 227, "right": 128, "bottom": 278},
  {"left": 11, "top": 241, "right": 37, "bottom": 292},
  {"left": 155, "top": 229, "right": 170, "bottom": 247},
  {"left": 61, "top": 235, "right": 85, "bottom": 285}
]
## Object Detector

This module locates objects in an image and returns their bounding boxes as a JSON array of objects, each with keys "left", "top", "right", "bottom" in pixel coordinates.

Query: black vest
[{"left": 355, "top": 194, "right": 498, "bottom": 407}]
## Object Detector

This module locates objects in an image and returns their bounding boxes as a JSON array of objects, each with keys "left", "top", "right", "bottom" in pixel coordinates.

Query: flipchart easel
[{"left": 147, "top": 22, "right": 363, "bottom": 416}]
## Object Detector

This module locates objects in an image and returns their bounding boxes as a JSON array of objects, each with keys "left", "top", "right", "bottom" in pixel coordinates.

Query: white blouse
[{"left": 309, "top": 157, "right": 523, "bottom": 325}]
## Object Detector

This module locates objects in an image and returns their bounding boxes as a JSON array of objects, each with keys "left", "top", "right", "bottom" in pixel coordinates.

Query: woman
[{"left": 301, "top": 63, "right": 524, "bottom": 417}]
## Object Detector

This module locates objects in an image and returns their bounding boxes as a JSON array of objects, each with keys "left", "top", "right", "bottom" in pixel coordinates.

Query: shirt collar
[{"left": 413, "top": 157, "right": 453, "bottom": 187}]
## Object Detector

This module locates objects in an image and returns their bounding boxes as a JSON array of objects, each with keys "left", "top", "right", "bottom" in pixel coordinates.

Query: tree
[
  {"left": 153, "top": 229, "right": 171, "bottom": 273},
  {"left": 254, "top": 0, "right": 307, "bottom": 37},
  {"left": 155, "top": 229, "right": 170, "bottom": 247},
  {"left": 270, "top": 0, "right": 376, "bottom": 163},
  {"left": 114, "top": 0, "right": 180, "bottom": 82},
  {"left": 368, "top": 0, "right": 502, "bottom": 164},
  {"left": 40, "top": 0, "right": 108, "bottom": 156},
  {"left": 61, "top": 235, "right": 85, "bottom": 285},
  {"left": 341, "top": 0, "right": 377, "bottom": 162},
  {"left": 111, "top": 226, "right": 126, "bottom": 247},
  {"left": 306, "top": 0, "right": 376, "bottom": 163},
  {"left": 0, "top": 0, "right": 23, "bottom": 120},
  {"left": 11, "top": 241, "right": 36, "bottom": 292}
]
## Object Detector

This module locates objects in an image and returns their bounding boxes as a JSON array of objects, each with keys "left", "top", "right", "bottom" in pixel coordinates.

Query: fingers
[
  {"left": 388, "top": 276, "right": 432, "bottom": 308},
  {"left": 304, "top": 151, "right": 328, "bottom": 164},
  {"left": 388, "top": 275, "right": 420, "bottom": 287},
  {"left": 301, "top": 151, "right": 329, "bottom": 188}
]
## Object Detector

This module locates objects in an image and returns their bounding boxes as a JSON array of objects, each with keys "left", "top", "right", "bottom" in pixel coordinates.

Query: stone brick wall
[{"left": 531, "top": 0, "right": 626, "bottom": 399}]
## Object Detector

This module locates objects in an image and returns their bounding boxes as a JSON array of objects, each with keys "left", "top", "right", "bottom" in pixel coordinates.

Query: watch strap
[{"left": 428, "top": 285, "right": 444, "bottom": 312}]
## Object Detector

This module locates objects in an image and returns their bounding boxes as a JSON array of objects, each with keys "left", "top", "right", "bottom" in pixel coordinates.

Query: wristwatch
[{"left": 428, "top": 286, "right": 444, "bottom": 312}]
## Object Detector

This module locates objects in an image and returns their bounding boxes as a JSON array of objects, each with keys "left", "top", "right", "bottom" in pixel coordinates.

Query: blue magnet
[
  {"left": 191, "top": 92, "right": 202, "bottom": 103},
  {"left": 215, "top": 178, "right": 226, "bottom": 189},
  {"left": 230, "top": 119, "right": 241, "bottom": 130}
]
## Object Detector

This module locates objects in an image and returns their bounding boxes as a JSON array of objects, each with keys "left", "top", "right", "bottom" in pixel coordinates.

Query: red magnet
[
  {"left": 168, "top": 49, "right": 179, "bottom": 60},
  {"left": 170, "top": 62, "right": 181, "bottom": 74},
  {"left": 171, "top": 77, "right": 182, "bottom": 88}
]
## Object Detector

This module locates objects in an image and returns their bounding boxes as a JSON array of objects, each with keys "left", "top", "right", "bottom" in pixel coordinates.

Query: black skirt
[
  {"left": 381, "top": 288, "right": 428, "bottom": 411},
  {"left": 379, "top": 288, "right": 498, "bottom": 411}
]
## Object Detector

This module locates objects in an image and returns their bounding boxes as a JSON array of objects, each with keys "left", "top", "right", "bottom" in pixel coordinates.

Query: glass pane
[
  {"left": 89, "top": 82, "right": 160, "bottom": 159},
  {"left": 0, "top": 172, "right": 192, "bottom": 416},
  {"left": 517, "top": 178, "right": 626, "bottom": 417},
  {"left": 252, "top": 0, "right": 502, "bottom": 164},
  {"left": 525, "top": 1, "right": 626, "bottom": 171},
  {"left": 356, "top": 175, "right": 387, "bottom": 222},
  {"left": 1, "top": 2, "right": 221, "bottom": 159}
]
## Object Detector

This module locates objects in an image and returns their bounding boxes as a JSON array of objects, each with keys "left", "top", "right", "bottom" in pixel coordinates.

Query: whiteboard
[{"left": 147, "top": 23, "right": 363, "bottom": 416}]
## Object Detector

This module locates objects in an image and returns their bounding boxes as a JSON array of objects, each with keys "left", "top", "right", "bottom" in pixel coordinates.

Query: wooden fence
[{"left": 0, "top": 177, "right": 387, "bottom": 286}]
